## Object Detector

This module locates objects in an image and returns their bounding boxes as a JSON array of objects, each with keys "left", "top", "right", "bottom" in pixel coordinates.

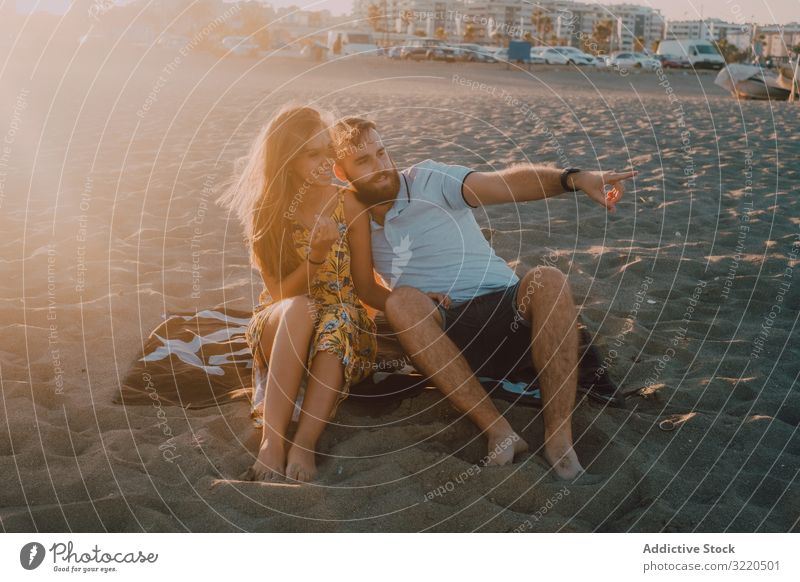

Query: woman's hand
[
  {"left": 426, "top": 292, "right": 451, "bottom": 309},
  {"left": 308, "top": 215, "right": 339, "bottom": 262}
]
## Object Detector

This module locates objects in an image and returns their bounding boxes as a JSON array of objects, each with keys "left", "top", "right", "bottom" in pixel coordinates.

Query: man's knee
[
  {"left": 523, "top": 266, "right": 569, "bottom": 294},
  {"left": 517, "top": 267, "right": 572, "bottom": 320}
]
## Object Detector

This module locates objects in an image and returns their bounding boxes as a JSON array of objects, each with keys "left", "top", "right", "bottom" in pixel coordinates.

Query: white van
[
  {"left": 221, "top": 36, "right": 259, "bottom": 57},
  {"left": 657, "top": 39, "right": 725, "bottom": 70},
  {"left": 327, "top": 30, "right": 380, "bottom": 57}
]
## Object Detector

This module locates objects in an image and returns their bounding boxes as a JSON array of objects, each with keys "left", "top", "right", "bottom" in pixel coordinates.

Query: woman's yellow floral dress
[{"left": 245, "top": 188, "right": 377, "bottom": 418}]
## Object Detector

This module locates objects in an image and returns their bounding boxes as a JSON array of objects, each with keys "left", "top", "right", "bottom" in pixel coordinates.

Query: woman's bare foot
[
  {"left": 285, "top": 441, "right": 317, "bottom": 482},
  {"left": 484, "top": 430, "right": 529, "bottom": 466},
  {"left": 543, "top": 442, "right": 584, "bottom": 480},
  {"left": 241, "top": 438, "right": 286, "bottom": 482}
]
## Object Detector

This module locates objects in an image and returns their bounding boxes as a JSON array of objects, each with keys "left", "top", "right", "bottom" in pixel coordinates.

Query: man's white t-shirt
[{"left": 369, "top": 159, "right": 519, "bottom": 305}]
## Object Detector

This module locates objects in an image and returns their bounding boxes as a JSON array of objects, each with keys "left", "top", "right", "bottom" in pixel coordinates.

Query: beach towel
[{"left": 112, "top": 305, "right": 624, "bottom": 423}]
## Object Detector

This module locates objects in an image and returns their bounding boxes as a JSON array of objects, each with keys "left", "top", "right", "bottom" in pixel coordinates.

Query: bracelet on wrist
[{"left": 560, "top": 168, "right": 581, "bottom": 192}]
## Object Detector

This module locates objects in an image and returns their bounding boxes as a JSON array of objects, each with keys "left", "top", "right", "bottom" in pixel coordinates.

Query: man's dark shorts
[{"left": 436, "top": 280, "right": 535, "bottom": 380}]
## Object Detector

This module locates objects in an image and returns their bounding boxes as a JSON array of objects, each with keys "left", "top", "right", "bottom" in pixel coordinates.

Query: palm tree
[
  {"left": 531, "top": 9, "right": 553, "bottom": 46},
  {"left": 367, "top": 3, "right": 385, "bottom": 33},
  {"left": 591, "top": 18, "right": 613, "bottom": 54},
  {"left": 399, "top": 9, "right": 414, "bottom": 30},
  {"left": 238, "top": 1, "right": 271, "bottom": 37},
  {"left": 715, "top": 38, "right": 744, "bottom": 63},
  {"left": 464, "top": 23, "right": 476, "bottom": 43},
  {"left": 492, "top": 30, "right": 507, "bottom": 47}
]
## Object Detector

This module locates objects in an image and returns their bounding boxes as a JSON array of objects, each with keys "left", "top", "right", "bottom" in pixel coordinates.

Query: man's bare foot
[
  {"left": 241, "top": 438, "right": 285, "bottom": 482},
  {"left": 543, "top": 442, "right": 584, "bottom": 480},
  {"left": 484, "top": 431, "right": 529, "bottom": 466},
  {"left": 285, "top": 441, "right": 317, "bottom": 482}
]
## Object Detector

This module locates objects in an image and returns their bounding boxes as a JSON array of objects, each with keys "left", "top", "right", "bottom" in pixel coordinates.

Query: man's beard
[{"left": 351, "top": 166, "right": 401, "bottom": 207}]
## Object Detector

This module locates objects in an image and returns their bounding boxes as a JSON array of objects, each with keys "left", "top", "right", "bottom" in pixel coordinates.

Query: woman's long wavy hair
[{"left": 218, "top": 104, "right": 333, "bottom": 281}]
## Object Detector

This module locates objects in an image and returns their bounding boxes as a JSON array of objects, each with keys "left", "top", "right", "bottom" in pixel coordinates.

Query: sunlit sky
[{"left": 16, "top": 0, "right": 799, "bottom": 25}]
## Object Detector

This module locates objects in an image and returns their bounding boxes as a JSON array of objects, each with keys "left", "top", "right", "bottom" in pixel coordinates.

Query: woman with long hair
[{"left": 218, "top": 104, "right": 390, "bottom": 482}]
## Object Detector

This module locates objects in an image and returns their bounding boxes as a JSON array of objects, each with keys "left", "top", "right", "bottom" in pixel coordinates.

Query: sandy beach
[{"left": 1, "top": 33, "right": 798, "bottom": 532}]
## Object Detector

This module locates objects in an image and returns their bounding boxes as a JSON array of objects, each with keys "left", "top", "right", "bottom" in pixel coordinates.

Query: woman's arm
[
  {"left": 259, "top": 217, "right": 339, "bottom": 301},
  {"left": 344, "top": 194, "right": 391, "bottom": 312},
  {"left": 259, "top": 256, "right": 322, "bottom": 302}
]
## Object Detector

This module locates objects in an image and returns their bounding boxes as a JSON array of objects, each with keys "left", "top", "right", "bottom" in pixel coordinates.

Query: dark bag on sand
[{"left": 112, "top": 306, "right": 625, "bottom": 419}]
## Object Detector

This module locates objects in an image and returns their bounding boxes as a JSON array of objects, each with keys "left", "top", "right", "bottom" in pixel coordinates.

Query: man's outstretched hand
[{"left": 571, "top": 169, "right": 638, "bottom": 213}]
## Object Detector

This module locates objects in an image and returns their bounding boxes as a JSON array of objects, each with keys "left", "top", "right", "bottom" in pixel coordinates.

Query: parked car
[
  {"left": 386, "top": 45, "right": 407, "bottom": 59},
  {"left": 157, "top": 34, "right": 190, "bottom": 49},
  {"left": 454, "top": 43, "right": 497, "bottom": 62},
  {"left": 656, "top": 53, "right": 691, "bottom": 68},
  {"left": 222, "top": 36, "right": 259, "bottom": 57},
  {"left": 438, "top": 42, "right": 462, "bottom": 61},
  {"left": 586, "top": 54, "right": 608, "bottom": 67},
  {"left": 492, "top": 47, "right": 545, "bottom": 64},
  {"left": 268, "top": 42, "right": 305, "bottom": 58},
  {"left": 327, "top": 30, "right": 380, "bottom": 57},
  {"left": 657, "top": 39, "right": 725, "bottom": 70},
  {"left": 632, "top": 52, "right": 661, "bottom": 69},
  {"left": 400, "top": 38, "right": 457, "bottom": 61},
  {"left": 607, "top": 51, "right": 660, "bottom": 70},
  {"left": 556, "top": 46, "right": 599, "bottom": 65},
  {"left": 536, "top": 46, "right": 594, "bottom": 65},
  {"left": 538, "top": 47, "right": 569, "bottom": 64},
  {"left": 492, "top": 47, "right": 509, "bottom": 62},
  {"left": 528, "top": 47, "right": 552, "bottom": 64}
]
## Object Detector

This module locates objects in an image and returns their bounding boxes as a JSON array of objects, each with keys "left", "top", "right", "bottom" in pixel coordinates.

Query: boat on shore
[{"left": 714, "top": 63, "right": 798, "bottom": 100}]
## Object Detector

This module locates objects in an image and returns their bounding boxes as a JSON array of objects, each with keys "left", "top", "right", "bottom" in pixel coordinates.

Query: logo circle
[{"left": 20, "top": 542, "right": 46, "bottom": 570}]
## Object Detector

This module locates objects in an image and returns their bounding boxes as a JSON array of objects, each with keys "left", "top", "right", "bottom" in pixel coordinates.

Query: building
[
  {"left": 665, "top": 18, "right": 752, "bottom": 51},
  {"left": 603, "top": 3, "right": 665, "bottom": 52},
  {"left": 758, "top": 22, "right": 800, "bottom": 62},
  {"left": 665, "top": 19, "right": 716, "bottom": 41},
  {"left": 352, "top": 0, "right": 467, "bottom": 37},
  {"left": 461, "top": 0, "right": 536, "bottom": 41},
  {"left": 458, "top": 1, "right": 664, "bottom": 51}
]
